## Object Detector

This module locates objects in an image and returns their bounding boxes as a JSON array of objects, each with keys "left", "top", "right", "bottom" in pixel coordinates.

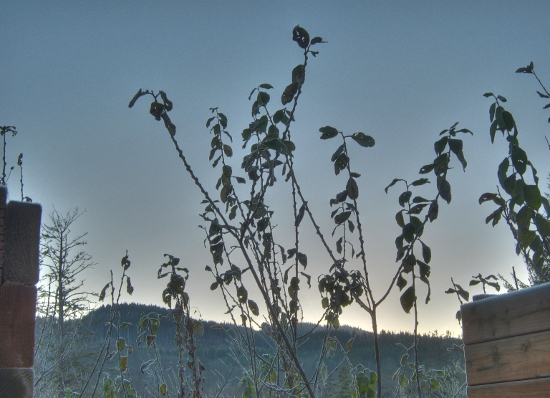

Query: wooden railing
[
  {"left": 0, "top": 187, "right": 42, "bottom": 398},
  {"left": 462, "top": 283, "right": 550, "bottom": 397}
]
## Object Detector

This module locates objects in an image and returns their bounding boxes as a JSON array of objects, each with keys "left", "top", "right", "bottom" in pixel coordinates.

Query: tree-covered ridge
[{"left": 55, "top": 303, "right": 464, "bottom": 396}]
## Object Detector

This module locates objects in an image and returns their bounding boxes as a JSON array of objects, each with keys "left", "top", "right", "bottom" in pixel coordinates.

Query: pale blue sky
[{"left": 2, "top": 1, "right": 549, "bottom": 334}]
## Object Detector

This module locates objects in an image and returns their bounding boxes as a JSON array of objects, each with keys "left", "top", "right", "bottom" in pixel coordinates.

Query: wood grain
[
  {"left": 3, "top": 201, "right": 41, "bottom": 285},
  {"left": 465, "top": 329, "right": 550, "bottom": 386},
  {"left": 0, "top": 368, "right": 33, "bottom": 398},
  {"left": 0, "top": 186, "right": 6, "bottom": 284},
  {"left": 467, "top": 376, "right": 550, "bottom": 398},
  {"left": 0, "top": 282, "right": 36, "bottom": 368},
  {"left": 461, "top": 283, "right": 550, "bottom": 345}
]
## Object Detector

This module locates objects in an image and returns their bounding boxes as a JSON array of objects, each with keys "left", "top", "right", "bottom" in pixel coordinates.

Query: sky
[{"left": 1, "top": 1, "right": 549, "bottom": 336}]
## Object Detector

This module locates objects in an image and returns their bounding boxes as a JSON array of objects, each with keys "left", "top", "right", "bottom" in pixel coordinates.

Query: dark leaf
[
  {"left": 295, "top": 203, "right": 306, "bottom": 227},
  {"left": 331, "top": 143, "right": 346, "bottom": 161},
  {"left": 334, "top": 211, "right": 352, "bottom": 225},
  {"left": 411, "top": 178, "right": 429, "bottom": 187},
  {"left": 263, "top": 138, "right": 290, "bottom": 155},
  {"left": 292, "top": 25, "right": 310, "bottom": 49},
  {"left": 319, "top": 126, "right": 339, "bottom": 140},
  {"left": 347, "top": 178, "right": 359, "bottom": 200},
  {"left": 351, "top": 132, "right": 375, "bottom": 148},
  {"left": 129, "top": 89, "right": 146, "bottom": 108},
  {"left": 400, "top": 286, "right": 416, "bottom": 314},
  {"left": 398, "top": 191, "right": 412, "bottom": 208},
  {"left": 99, "top": 283, "right": 110, "bottom": 302},
  {"left": 334, "top": 153, "right": 349, "bottom": 175},
  {"left": 419, "top": 164, "right": 435, "bottom": 174},
  {"left": 126, "top": 276, "right": 134, "bottom": 295},
  {"left": 292, "top": 64, "right": 305, "bottom": 83},
  {"left": 434, "top": 136, "right": 448, "bottom": 155},
  {"left": 281, "top": 82, "right": 299, "bottom": 105},
  {"left": 385, "top": 178, "right": 404, "bottom": 193},
  {"left": 395, "top": 210, "right": 405, "bottom": 228},
  {"left": 438, "top": 180, "right": 451, "bottom": 204},
  {"left": 523, "top": 185, "right": 542, "bottom": 210},
  {"left": 248, "top": 300, "right": 259, "bottom": 316},
  {"left": 478, "top": 193, "right": 497, "bottom": 205},
  {"left": 397, "top": 273, "right": 407, "bottom": 291},
  {"left": 428, "top": 201, "right": 438, "bottom": 222}
]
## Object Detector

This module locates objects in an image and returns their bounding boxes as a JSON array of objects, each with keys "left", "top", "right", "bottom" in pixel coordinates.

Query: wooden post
[
  {"left": 0, "top": 187, "right": 42, "bottom": 398},
  {"left": 462, "top": 283, "right": 550, "bottom": 397}
]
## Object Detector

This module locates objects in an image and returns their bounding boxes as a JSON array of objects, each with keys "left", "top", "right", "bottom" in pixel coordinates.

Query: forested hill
[{"left": 79, "top": 302, "right": 465, "bottom": 388}]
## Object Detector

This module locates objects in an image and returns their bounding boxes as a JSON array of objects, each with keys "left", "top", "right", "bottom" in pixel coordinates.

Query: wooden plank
[
  {"left": 0, "top": 282, "right": 36, "bottom": 368},
  {"left": 3, "top": 201, "right": 41, "bottom": 285},
  {"left": 0, "top": 186, "right": 6, "bottom": 283},
  {"left": 467, "top": 377, "right": 550, "bottom": 398},
  {"left": 464, "top": 329, "right": 550, "bottom": 386},
  {"left": 461, "top": 283, "right": 550, "bottom": 345},
  {"left": 0, "top": 368, "right": 33, "bottom": 398}
]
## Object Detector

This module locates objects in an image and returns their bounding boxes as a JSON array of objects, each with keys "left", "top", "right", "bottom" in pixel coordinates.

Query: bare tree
[{"left": 40, "top": 207, "right": 95, "bottom": 337}]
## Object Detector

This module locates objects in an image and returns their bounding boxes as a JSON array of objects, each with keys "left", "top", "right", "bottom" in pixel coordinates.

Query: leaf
[
  {"left": 257, "top": 91, "right": 270, "bottom": 106},
  {"left": 397, "top": 273, "right": 407, "bottom": 291},
  {"left": 281, "top": 82, "right": 299, "bottom": 105},
  {"left": 535, "top": 213, "right": 550, "bottom": 237},
  {"left": 438, "top": 179, "right": 451, "bottom": 204},
  {"left": 408, "top": 204, "right": 428, "bottom": 214},
  {"left": 334, "top": 211, "right": 352, "bottom": 225},
  {"left": 511, "top": 145, "right": 528, "bottom": 175},
  {"left": 428, "top": 200, "right": 438, "bottom": 222},
  {"left": 434, "top": 136, "right": 448, "bottom": 155},
  {"left": 311, "top": 36, "right": 324, "bottom": 45},
  {"left": 400, "top": 286, "right": 416, "bottom": 314},
  {"left": 347, "top": 178, "right": 359, "bottom": 200},
  {"left": 411, "top": 178, "right": 429, "bottom": 187},
  {"left": 126, "top": 277, "right": 134, "bottom": 295},
  {"left": 385, "top": 178, "right": 404, "bottom": 193},
  {"left": 331, "top": 143, "right": 346, "bottom": 161},
  {"left": 395, "top": 210, "right": 405, "bottom": 228},
  {"left": 223, "top": 144, "right": 233, "bottom": 157},
  {"left": 523, "top": 185, "right": 542, "bottom": 210},
  {"left": 297, "top": 252, "right": 308, "bottom": 267},
  {"left": 210, "top": 281, "right": 219, "bottom": 291},
  {"left": 263, "top": 138, "right": 290, "bottom": 155},
  {"left": 479, "top": 193, "right": 497, "bottom": 205},
  {"left": 292, "top": 25, "right": 310, "bottom": 49},
  {"left": 419, "top": 164, "right": 435, "bottom": 174},
  {"left": 99, "top": 283, "right": 110, "bottom": 302},
  {"left": 237, "top": 285, "right": 248, "bottom": 303},
  {"left": 448, "top": 139, "right": 463, "bottom": 155},
  {"left": 319, "top": 126, "right": 339, "bottom": 140},
  {"left": 159, "top": 90, "right": 173, "bottom": 111},
  {"left": 398, "top": 191, "right": 412, "bottom": 207},
  {"left": 336, "top": 236, "right": 343, "bottom": 254},
  {"left": 334, "top": 153, "right": 349, "bottom": 175},
  {"left": 117, "top": 338, "right": 126, "bottom": 351},
  {"left": 403, "top": 223, "right": 416, "bottom": 243},
  {"left": 292, "top": 64, "right": 305, "bottom": 83},
  {"left": 295, "top": 203, "right": 306, "bottom": 227},
  {"left": 248, "top": 300, "right": 259, "bottom": 316},
  {"left": 351, "top": 132, "right": 375, "bottom": 148},
  {"left": 119, "top": 356, "right": 128, "bottom": 372},
  {"left": 128, "top": 89, "right": 146, "bottom": 108}
]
